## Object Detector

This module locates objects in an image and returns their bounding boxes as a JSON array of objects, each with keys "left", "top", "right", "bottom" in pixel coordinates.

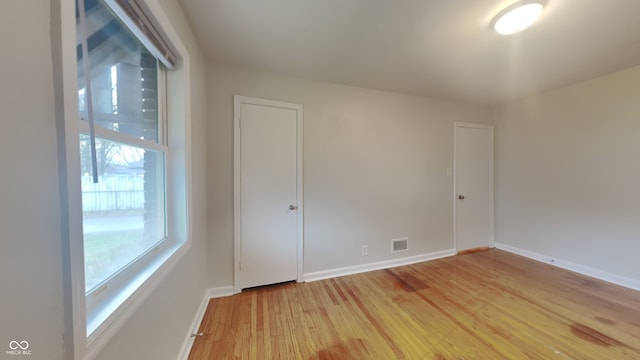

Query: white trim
[
  {"left": 233, "top": 97, "right": 242, "bottom": 294},
  {"left": 54, "top": 1, "right": 87, "bottom": 358},
  {"left": 86, "top": 239, "right": 180, "bottom": 333},
  {"left": 78, "top": 121, "right": 169, "bottom": 152},
  {"left": 176, "top": 296, "right": 207, "bottom": 360},
  {"left": 296, "top": 105, "right": 304, "bottom": 283},
  {"left": 206, "top": 285, "right": 236, "bottom": 299},
  {"left": 495, "top": 243, "right": 640, "bottom": 291},
  {"left": 85, "top": 243, "right": 190, "bottom": 359},
  {"left": 176, "top": 286, "right": 235, "bottom": 360},
  {"left": 233, "top": 96, "right": 304, "bottom": 294},
  {"left": 453, "top": 122, "right": 494, "bottom": 252},
  {"left": 303, "top": 249, "right": 456, "bottom": 283}
]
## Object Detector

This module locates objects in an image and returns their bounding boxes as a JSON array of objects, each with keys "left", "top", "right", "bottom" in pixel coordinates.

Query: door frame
[
  {"left": 233, "top": 96, "right": 304, "bottom": 294},
  {"left": 453, "top": 122, "right": 494, "bottom": 252}
]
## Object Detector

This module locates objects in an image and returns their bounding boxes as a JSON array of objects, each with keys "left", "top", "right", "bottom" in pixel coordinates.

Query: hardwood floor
[{"left": 188, "top": 250, "right": 640, "bottom": 359}]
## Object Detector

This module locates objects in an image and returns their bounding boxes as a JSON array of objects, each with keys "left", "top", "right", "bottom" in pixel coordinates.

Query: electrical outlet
[{"left": 361, "top": 245, "right": 368, "bottom": 256}]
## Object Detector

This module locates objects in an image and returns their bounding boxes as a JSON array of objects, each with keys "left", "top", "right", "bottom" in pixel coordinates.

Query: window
[{"left": 74, "top": 0, "right": 185, "bottom": 341}]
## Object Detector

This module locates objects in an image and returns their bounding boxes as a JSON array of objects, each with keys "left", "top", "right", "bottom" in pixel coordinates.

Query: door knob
[
  {"left": 289, "top": 205, "right": 298, "bottom": 210},
  {"left": 458, "top": 195, "right": 465, "bottom": 200}
]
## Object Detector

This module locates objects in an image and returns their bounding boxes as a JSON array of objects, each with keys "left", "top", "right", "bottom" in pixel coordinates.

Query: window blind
[{"left": 104, "top": 0, "right": 179, "bottom": 69}]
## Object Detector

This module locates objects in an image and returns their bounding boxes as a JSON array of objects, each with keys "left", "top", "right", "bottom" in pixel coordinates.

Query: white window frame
[{"left": 55, "top": 0, "right": 193, "bottom": 358}]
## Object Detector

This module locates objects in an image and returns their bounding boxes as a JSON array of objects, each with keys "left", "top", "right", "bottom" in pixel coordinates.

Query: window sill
[{"left": 84, "top": 239, "right": 191, "bottom": 359}]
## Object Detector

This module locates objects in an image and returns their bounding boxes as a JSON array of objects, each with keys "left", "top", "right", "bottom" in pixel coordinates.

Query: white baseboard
[
  {"left": 303, "top": 249, "right": 456, "bottom": 282},
  {"left": 495, "top": 242, "right": 640, "bottom": 292},
  {"left": 206, "top": 285, "right": 235, "bottom": 299},
  {"left": 176, "top": 286, "right": 235, "bottom": 360}
]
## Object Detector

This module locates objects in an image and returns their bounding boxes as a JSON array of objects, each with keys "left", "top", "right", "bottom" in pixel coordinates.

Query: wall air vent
[{"left": 391, "top": 237, "right": 408, "bottom": 253}]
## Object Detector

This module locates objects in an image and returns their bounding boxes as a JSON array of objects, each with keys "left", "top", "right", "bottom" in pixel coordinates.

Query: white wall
[
  {"left": 494, "top": 64, "right": 640, "bottom": 284},
  {"left": 207, "top": 63, "right": 493, "bottom": 287},
  {"left": 0, "top": 1, "right": 66, "bottom": 359}
]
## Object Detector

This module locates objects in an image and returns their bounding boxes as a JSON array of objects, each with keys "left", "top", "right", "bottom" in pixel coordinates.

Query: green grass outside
[{"left": 84, "top": 229, "right": 147, "bottom": 292}]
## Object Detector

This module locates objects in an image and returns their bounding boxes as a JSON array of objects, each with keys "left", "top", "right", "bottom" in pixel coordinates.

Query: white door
[
  {"left": 454, "top": 123, "right": 493, "bottom": 252},
  {"left": 234, "top": 96, "right": 303, "bottom": 291}
]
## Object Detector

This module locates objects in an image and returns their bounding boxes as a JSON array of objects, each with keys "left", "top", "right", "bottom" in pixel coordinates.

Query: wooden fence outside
[{"left": 81, "top": 175, "right": 145, "bottom": 212}]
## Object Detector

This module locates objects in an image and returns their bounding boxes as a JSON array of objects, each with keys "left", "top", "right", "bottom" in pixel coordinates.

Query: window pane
[
  {"left": 80, "top": 135, "right": 166, "bottom": 292},
  {"left": 77, "top": 0, "right": 159, "bottom": 142}
]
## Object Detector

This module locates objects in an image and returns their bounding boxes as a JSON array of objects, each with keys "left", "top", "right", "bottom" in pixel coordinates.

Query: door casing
[{"left": 233, "top": 96, "right": 304, "bottom": 293}]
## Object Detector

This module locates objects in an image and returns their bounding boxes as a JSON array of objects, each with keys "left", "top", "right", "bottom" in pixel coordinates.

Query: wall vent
[{"left": 391, "top": 237, "right": 408, "bottom": 253}]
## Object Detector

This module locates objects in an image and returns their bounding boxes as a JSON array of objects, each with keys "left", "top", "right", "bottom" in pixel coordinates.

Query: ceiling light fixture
[{"left": 491, "top": 0, "right": 546, "bottom": 35}]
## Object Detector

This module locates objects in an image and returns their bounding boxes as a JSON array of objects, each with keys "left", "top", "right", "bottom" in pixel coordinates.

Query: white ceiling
[{"left": 178, "top": 0, "right": 640, "bottom": 104}]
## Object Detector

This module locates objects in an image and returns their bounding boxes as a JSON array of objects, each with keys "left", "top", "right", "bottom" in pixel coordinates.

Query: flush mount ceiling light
[{"left": 491, "top": 0, "right": 547, "bottom": 35}]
